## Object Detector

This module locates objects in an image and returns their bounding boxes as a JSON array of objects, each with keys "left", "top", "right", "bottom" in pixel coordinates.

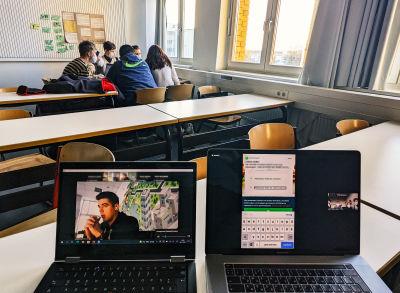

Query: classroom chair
[
  {"left": 190, "top": 156, "right": 207, "bottom": 180},
  {"left": 248, "top": 123, "right": 295, "bottom": 149},
  {"left": 336, "top": 119, "right": 370, "bottom": 135},
  {"left": 52, "top": 142, "right": 115, "bottom": 209},
  {"left": 197, "top": 85, "right": 241, "bottom": 130},
  {"left": 166, "top": 84, "right": 194, "bottom": 101},
  {"left": 136, "top": 87, "right": 166, "bottom": 104},
  {"left": 0, "top": 87, "right": 18, "bottom": 93}
]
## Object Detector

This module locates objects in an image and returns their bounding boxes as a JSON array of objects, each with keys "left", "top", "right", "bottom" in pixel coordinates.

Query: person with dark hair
[
  {"left": 146, "top": 44, "right": 180, "bottom": 87},
  {"left": 97, "top": 41, "right": 118, "bottom": 74},
  {"left": 63, "top": 41, "right": 101, "bottom": 78},
  {"left": 84, "top": 191, "right": 139, "bottom": 240},
  {"left": 106, "top": 44, "right": 157, "bottom": 106},
  {"left": 132, "top": 45, "right": 141, "bottom": 59}
]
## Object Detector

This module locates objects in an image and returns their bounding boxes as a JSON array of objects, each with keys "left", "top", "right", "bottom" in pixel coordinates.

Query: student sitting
[
  {"left": 63, "top": 41, "right": 101, "bottom": 78},
  {"left": 146, "top": 44, "right": 180, "bottom": 87},
  {"left": 132, "top": 45, "right": 141, "bottom": 59},
  {"left": 106, "top": 44, "right": 157, "bottom": 106},
  {"left": 97, "top": 41, "right": 119, "bottom": 75}
]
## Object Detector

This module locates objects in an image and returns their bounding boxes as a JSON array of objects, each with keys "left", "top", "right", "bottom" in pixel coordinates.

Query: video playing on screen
[{"left": 74, "top": 171, "right": 179, "bottom": 241}]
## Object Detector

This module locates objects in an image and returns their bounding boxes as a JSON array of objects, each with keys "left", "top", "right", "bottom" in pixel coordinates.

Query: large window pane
[
  {"left": 166, "top": 0, "right": 179, "bottom": 58},
  {"left": 183, "top": 0, "right": 195, "bottom": 58},
  {"left": 271, "top": 0, "right": 316, "bottom": 67},
  {"left": 232, "top": 0, "right": 268, "bottom": 63}
]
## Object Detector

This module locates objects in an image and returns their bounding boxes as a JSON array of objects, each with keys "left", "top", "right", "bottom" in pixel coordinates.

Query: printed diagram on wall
[{"left": 62, "top": 11, "right": 106, "bottom": 44}]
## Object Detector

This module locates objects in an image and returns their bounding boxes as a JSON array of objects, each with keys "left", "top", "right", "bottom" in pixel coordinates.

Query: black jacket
[{"left": 99, "top": 212, "right": 139, "bottom": 240}]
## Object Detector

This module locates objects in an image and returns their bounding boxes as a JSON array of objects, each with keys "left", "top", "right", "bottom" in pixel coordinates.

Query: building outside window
[
  {"left": 227, "top": 0, "right": 318, "bottom": 77},
  {"left": 165, "top": 0, "right": 196, "bottom": 65}
]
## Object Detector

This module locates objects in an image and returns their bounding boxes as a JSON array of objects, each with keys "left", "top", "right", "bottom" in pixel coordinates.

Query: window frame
[
  {"left": 165, "top": 0, "right": 195, "bottom": 65},
  {"left": 226, "top": 0, "right": 317, "bottom": 77}
]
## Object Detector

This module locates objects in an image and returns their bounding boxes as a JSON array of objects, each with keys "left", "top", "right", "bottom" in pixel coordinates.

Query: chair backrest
[
  {"left": 53, "top": 142, "right": 115, "bottom": 209},
  {"left": 0, "top": 109, "right": 31, "bottom": 121},
  {"left": 0, "top": 87, "right": 18, "bottom": 93},
  {"left": 166, "top": 84, "right": 194, "bottom": 101},
  {"left": 198, "top": 85, "right": 220, "bottom": 97},
  {"left": 190, "top": 156, "right": 207, "bottom": 180},
  {"left": 248, "top": 123, "right": 295, "bottom": 149},
  {"left": 136, "top": 87, "right": 166, "bottom": 104},
  {"left": 336, "top": 119, "right": 369, "bottom": 135},
  {"left": 59, "top": 142, "right": 115, "bottom": 162}
]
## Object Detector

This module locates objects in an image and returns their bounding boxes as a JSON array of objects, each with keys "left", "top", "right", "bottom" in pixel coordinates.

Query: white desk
[
  {"left": 1, "top": 179, "right": 398, "bottom": 293},
  {"left": 305, "top": 121, "right": 400, "bottom": 218},
  {"left": 0, "top": 91, "right": 118, "bottom": 106},
  {"left": 149, "top": 94, "right": 293, "bottom": 122},
  {"left": 0, "top": 105, "right": 178, "bottom": 152}
]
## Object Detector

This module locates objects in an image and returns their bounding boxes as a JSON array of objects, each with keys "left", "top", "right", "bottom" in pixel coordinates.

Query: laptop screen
[
  {"left": 206, "top": 149, "right": 360, "bottom": 255},
  {"left": 56, "top": 161, "right": 196, "bottom": 260}
]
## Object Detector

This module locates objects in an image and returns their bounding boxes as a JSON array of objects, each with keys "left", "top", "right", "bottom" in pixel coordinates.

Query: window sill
[{"left": 216, "top": 69, "right": 299, "bottom": 84}]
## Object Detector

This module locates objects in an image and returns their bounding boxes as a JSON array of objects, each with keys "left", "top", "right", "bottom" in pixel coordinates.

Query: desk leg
[
  {"left": 163, "top": 125, "right": 173, "bottom": 161},
  {"left": 279, "top": 105, "right": 288, "bottom": 122},
  {"left": 177, "top": 123, "right": 184, "bottom": 161}
]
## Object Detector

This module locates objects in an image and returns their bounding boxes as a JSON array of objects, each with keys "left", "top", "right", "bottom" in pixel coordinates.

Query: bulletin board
[{"left": 0, "top": 0, "right": 126, "bottom": 61}]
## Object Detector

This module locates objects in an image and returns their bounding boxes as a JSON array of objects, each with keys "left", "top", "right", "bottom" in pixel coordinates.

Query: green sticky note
[
  {"left": 68, "top": 45, "right": 75, "bottom": 50},
  {"left": 53, "top": 21, "right": 62, "bottom": 28},
  {"left": 45, "top": 45, "right": 54, "bottom": 51},
  {"left": 57, "top": 47, "right": 67, "bottom": 53},
  {"left": 42, "top": 27, "right": 51, "bottom": 33},
  {"left": 44, "top": 40, "right": 53, "bottom": 45},
  {"left": 51, "top": 15, "right": 61, "bottom": 21},
  {"left": 41, "top": 14, "right": 50, "bottom": 20},
  {"left": 54, "top": 28, "right": 63, "bottom": 33},
  {"left": 56, "top": 35, "right": 64, "bottom": 41},
  {"left": 57, "top": 41, "right": 65, "bottom": 47}
]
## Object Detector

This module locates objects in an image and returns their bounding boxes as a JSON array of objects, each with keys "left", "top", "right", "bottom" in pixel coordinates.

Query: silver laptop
[
  {"left": 206, "top": 149, "right": 390, "bottom": 293},
  {"left": 35, "top": 161, "right": 197, "bottom": 293}
]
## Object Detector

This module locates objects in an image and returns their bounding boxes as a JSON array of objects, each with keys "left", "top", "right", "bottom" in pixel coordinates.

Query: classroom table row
[
  {"left": 0, "top": 179, "right": 398, "bottom": 293},
  {"left": 0, "top": 94, "right": 292, "bottom": 152}
]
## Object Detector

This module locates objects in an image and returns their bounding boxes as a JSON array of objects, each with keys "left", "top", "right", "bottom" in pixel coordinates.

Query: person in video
[{"left": 84, "top": 191, "right": 139, "bottom": 240}]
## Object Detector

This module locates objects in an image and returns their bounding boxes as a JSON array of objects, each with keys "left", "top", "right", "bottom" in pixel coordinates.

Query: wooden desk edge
[
  {"left": 0, "top": 91, "right": 118, "bottom": 106},
  {"left": 0, "top": 119, "right": 177, "bottom": 152},
  {"left": 176, "top": 101, "right": 293, "bottom": 122},
  {"left": 377, "top": 250, "right": 400, "bottom": 277}
]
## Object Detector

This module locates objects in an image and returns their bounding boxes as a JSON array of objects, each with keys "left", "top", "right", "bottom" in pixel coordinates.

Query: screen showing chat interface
[{"left": 241, "top": 154, "right": 295, "bottom": 249}]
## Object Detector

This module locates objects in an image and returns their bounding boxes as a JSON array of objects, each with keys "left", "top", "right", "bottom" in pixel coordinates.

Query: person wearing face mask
[
  {"left": 96, "top": 41, "right": 118, "bottom": 75},
  {"left": 63, "top": 41, "right": 99, "bottom": 78}
]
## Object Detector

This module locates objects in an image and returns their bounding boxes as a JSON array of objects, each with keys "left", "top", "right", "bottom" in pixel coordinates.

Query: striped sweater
[{"left": 62, "top": 58, "right": 89, "bottom": 77}]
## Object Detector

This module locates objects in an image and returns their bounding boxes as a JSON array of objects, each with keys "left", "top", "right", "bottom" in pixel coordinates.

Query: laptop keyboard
[
  {"left": 43, "top": 262, "right": 187, "bottom": 293},
  {"left": 225, "top": 264, "right": 371, "bottom": 293}
]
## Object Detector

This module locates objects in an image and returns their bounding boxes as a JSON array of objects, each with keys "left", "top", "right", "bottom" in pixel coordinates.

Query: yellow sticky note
[
  {"left": 30, "top": 23, "right": 40, "bottom": 30},
  {"left": 63, "top": 20, "right": 77, "bottom": 33}
]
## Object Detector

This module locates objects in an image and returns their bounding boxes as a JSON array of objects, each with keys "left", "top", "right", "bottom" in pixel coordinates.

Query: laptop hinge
[
  {"left": 65, "top": 257, "right": 80, "bottom": 263},
  {"left": 170, "top": 255, "right": 185, "bottom": 263}
]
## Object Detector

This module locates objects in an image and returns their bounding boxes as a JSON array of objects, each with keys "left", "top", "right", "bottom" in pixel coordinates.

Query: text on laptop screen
[
  {"left": 206, "top": 150, "right": 360, "bottom": 255},
  {"left": 58, "top": 168, "right": 193, "bottom": 247},
  {"left": 241, "top": 154, "right": 295, "bottom": 249}
]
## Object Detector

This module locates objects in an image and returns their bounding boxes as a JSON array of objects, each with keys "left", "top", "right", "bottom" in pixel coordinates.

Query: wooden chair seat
[
  {"left": 0, "top": 153, "right": 55, "bottom": 173},
  {"left": 136, "top": 87, "right": 166, "bottom": 104},
  {"left": 166, "top": 84, "right": 194, "bottom": 101},
  {"left": 0, "top": 87, "right": 18, "bottom": 93},
  {"left": 248, "top": 123, "right": 295, "bottom": 149},
  {"left": 336, "top": 119, "right": 369, "bottom": 135}
]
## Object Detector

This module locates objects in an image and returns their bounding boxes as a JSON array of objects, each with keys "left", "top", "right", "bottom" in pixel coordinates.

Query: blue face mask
[
  {"left": 90, "top": 54, "right": 98, "bottom": 64},
  {"left": 97, "top": 58, "right": 105, "bottom": 67}
]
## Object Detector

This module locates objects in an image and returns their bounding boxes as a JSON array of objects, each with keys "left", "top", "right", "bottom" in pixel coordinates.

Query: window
[
  {"left": 228, "top": 0, "right": 318, "bottom": 76},
  {"left": 165, "top": 0, "right": 196, "bottom": 64}
]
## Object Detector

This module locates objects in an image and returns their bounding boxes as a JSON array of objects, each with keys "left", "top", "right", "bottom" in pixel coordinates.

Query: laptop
[
  {"left": 206, "top": 149, "right": 391, "bottom": 293},
  {"left": 35, "top": 161, "right": 197, "bottom": 293}
]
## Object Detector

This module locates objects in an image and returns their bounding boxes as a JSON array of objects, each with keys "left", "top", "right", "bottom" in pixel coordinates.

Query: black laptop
[
  {"left": 35, "top": 161, "right": 197, "bottom": 293},
  {"left": 206, "top": 149, "right": 390, "bottom": 293}
]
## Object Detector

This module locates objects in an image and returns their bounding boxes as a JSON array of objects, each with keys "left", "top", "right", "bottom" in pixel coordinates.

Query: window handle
[{"left": 264, "top": 19, "right": 273, "bottom": 32}]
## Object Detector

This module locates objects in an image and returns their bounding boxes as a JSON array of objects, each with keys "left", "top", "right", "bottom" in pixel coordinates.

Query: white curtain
[
  {"left": 299, "top": 0, "right": 392, "bottom": 89},
  {"left": 155, "top": 0, "right": 167, "bottom": 50}
]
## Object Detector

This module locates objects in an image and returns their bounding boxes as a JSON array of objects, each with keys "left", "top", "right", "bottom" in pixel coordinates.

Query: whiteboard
[{"left": 0, "top": 0, "right": 126, "bottom": 61}]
